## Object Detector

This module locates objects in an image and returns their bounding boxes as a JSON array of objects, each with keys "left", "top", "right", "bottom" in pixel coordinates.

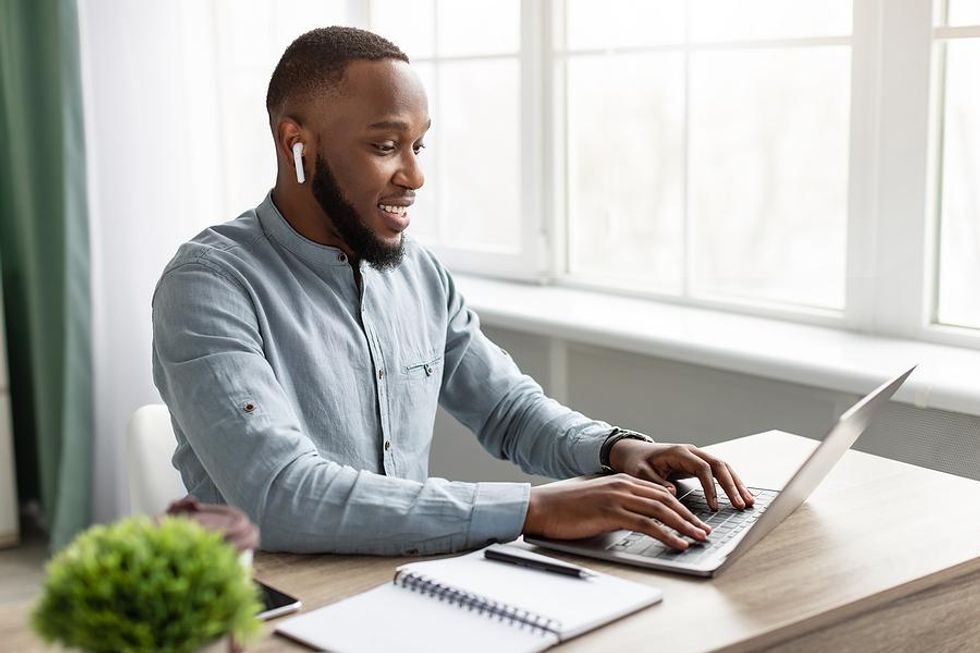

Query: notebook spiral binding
[{"left": 394, "top": 570, "right": 562, "bottom": 638}]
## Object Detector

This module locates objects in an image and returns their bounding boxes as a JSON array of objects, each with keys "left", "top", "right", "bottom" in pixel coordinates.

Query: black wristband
[{"left": 599, "top": 428, "right": 654, "bottom": 473}]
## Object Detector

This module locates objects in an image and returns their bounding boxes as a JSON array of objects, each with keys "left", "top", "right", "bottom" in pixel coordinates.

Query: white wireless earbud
[{"left": 292, "top": 142, "right": 305, "bottom": 184}]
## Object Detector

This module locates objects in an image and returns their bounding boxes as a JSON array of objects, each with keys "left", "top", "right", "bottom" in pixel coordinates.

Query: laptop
[{"left": 525, "top": 366, "right": 916, "bottom": 577}]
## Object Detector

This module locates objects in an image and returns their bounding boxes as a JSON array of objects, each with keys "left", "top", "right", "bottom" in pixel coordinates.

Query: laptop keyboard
[{"left": 607, "top": 487, "right": 778, "bottom": 563}]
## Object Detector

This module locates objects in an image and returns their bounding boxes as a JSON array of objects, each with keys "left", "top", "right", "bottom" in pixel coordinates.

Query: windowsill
[{"left": 456, "top": 274, "right": 980, "bottom": 418}]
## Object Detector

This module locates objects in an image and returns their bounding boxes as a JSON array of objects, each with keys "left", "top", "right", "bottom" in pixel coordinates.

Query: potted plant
[{"left": 31, "top": 515, "right": 262, "bottom": 653}]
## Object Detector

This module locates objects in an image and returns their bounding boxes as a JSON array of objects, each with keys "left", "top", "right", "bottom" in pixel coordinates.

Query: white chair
[{"left": 127, "top": 404, "right": 186, "bottom": 515}]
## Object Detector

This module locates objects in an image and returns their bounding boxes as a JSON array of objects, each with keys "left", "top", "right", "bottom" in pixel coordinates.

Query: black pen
[{"left": 484, "top": 545, "right": 596, "bottom": 579}]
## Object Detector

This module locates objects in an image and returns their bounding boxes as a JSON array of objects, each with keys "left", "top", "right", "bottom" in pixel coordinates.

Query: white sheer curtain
[
  {"left": 78, "top": 0, "right": 226, "bottom": 521},
  {"left": 78, "top": 0, "right": 353, "bottom": 521}
]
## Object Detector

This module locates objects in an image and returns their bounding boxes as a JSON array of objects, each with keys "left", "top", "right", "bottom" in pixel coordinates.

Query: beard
[{"left": 310, "top": 154, "right": 404, "bottom": 271}]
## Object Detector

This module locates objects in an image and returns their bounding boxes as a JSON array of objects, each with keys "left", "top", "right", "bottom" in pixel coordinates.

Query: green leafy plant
[{"left": 32, "top": 516, "right": 262, "bottom": 653}]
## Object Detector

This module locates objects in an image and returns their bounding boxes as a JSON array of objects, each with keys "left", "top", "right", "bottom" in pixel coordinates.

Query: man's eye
[{"left": 372, "top": 143, "right": 426, "bottom": 155}]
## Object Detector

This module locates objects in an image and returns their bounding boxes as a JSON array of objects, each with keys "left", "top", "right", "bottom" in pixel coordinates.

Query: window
[
  {"left": 370, "top": 0, "right": 536, "bottom": 278},
  {"left": 560, "top": 1, "right": 852, "bottom": 312},
  {"left": 203, "top": 1, "right": 980, "bottom": 348}
]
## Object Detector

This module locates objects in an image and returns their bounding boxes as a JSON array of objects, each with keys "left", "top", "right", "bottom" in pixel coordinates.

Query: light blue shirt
[{"left": 152, "top": 192, "right": 612, "bottom": 555}]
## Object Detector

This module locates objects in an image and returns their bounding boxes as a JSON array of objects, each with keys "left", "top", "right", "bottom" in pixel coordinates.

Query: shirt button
[
  {"left": 378, "top": 369, "right": 385, "bottom": 380},
  {"left": 384, "top": 440, "right": 391, "bottom": 451},
  {"left": 337, "top": 253, "right": 347, "bottom": 263}
]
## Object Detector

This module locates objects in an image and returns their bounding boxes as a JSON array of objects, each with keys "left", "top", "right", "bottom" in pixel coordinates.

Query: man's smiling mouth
[{"left": 378, "top": 203, "right": 409, "bottom": 216}]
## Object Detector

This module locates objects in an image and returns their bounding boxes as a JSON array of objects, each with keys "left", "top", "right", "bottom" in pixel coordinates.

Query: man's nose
[{"left": 394, "top": 150, "right": 424, "bottom": 190}]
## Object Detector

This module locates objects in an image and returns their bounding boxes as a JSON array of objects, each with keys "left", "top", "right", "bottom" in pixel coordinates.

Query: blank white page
[{"left": 276, "top": 582, "right": 557, "bottom": 653}]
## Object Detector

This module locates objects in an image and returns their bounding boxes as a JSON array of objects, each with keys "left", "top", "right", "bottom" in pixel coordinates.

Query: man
[{"left": 152, "top": 26, "right": 754, "bottom": 555}]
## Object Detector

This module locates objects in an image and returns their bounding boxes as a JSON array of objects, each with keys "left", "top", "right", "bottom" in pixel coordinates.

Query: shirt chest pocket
[{"left": 401, "top": 353, "right": 443, "bottom": 382}]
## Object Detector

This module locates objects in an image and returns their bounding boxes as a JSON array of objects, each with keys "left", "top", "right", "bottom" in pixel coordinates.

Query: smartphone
[{"left": 255, "top": 579, "right": 302, "bottom": 620}]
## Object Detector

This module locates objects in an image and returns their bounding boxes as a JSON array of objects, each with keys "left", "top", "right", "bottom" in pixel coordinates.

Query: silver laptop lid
[{"left": 715, "top": 365, "right": 916, "bottom": 574}]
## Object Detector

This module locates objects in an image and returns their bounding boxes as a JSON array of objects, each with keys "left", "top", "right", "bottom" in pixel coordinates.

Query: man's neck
[
  {"left": 271, "top": 184, "right": 354, "bottom": 258},
  {"left": 271, "top": 184, "right": 362, "bottom": 289}
]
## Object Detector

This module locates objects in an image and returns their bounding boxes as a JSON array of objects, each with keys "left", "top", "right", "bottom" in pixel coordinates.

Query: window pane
[
  {"left": 566, "top": 54, "right": 685, "bottom": 292},
  {"left": 689, "top": 47, "right": 850, "bottom": 309},
  {"left": 948, "top": 0, "right": 980, "bottom": 26},
  {"left": 691, "top": 0, "right": 851, "bottom": 42},
  {"left": 436, "top": 60, "right": 521, "bottom": 251},
  {"left": 436, "top": 0, "right": 519, "bottom": 57},
  {"left": 566, "top": 0, "right": 685, "bottom": 50},
  {"left": 370, "top": 0, "right": 435, "bottom": 60},
  {"left": 936, "top": 40, "right": 980, "bottom": 329}
]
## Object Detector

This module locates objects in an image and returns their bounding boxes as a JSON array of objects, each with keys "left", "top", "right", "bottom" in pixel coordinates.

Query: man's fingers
[
  {"left": 727, "top": 463, "right": 755, "bottom": 506},
  {"left": 700, "top": 455, "right": 744, "bottom": 509},
  {"left": 623, "top": 511, "right": 691, "bottom": 550},
  {"left": 688, "top": 457, "right": 719, "bottom": 510},
  {"left": 624, "top": 479, "right": 711, "bottom": 533},
  {"left": 621, "top": 495, "right": 708, "bottom": 542},
  {"left": 622, "top": 443, "right": 756, "bottom": 511},
  {"left": 685, "top": 449, "right": 754, "bottom": 509},
  {"left": 677, "top": 446, "right": 756, "bottom": 510},
  {"left": 633, "top": 464, "right": 676, "bottom": 494}
]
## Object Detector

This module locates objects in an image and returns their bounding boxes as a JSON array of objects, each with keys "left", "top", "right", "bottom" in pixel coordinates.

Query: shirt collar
[{"left": 256, "top": 190, "right": 353, "bottom": 268}]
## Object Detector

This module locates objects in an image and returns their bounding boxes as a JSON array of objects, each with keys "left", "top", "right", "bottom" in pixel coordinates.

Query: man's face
[{"left": 309, "top": 59, "right": 430, "bottom": 270}]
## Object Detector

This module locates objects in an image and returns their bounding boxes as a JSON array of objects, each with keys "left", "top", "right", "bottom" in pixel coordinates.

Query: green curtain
[{"left": 0, "top": 0, "right": 93, "bottom": 550}]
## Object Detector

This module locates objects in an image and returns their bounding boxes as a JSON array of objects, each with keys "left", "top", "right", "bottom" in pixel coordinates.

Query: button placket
[
  {"left": 363, "top": 308, "right": 394, "bottom": 474},
  {"left": 375, "top": 337, "right": 391, "bottom": 456}
]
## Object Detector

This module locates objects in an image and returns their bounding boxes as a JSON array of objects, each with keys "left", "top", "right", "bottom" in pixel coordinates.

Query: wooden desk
[{"left": 3, "top": 431, "right": 980, "bottom": 651}]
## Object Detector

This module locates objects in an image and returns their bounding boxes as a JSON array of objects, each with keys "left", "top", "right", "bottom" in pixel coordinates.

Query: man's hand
[
  {"left": 609, "top": 439, "right": 756, "bottom": 511},
  {"left": 523, "top": 474, "right": 713, "bottom": 550}
]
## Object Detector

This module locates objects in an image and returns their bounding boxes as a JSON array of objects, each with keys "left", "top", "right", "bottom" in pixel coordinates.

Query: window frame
[
  {"left": 852, "top": 0, "right": 980, "bottom": 350},
  {"left": 925, "top": 17, "right": 980, "bottom": 346}
]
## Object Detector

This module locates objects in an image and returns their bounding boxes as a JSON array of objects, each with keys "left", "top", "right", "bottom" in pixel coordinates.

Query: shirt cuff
[
  {"left": 465, "top": 482, "right": 531, "bottom": 548},
  {"left": 570, "top": 426, "right": 613, "bottom": 475}
]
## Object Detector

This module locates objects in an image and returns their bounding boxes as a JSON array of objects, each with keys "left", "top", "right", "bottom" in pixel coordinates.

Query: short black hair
[{"left": 266, "top": 26, "right": 409, "bottom": 120}]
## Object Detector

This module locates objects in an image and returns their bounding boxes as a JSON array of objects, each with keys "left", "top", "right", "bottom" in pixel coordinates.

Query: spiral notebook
[{"left": 275, "top": 544, "right": 663, "bottom": 653}]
